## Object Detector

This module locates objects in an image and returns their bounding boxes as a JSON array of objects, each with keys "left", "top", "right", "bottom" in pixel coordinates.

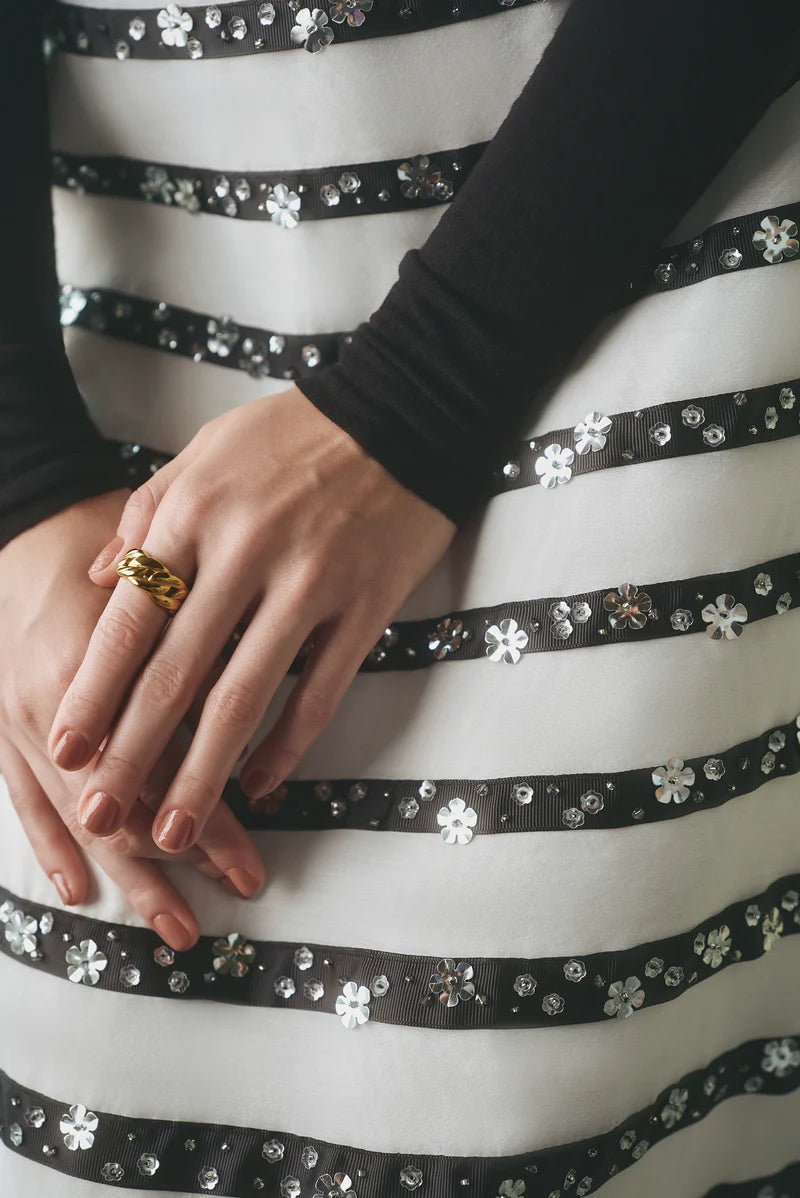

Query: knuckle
[
  {"left": 171, "top": 770, "right": 218, "bottom": 811},
  {"left": 206, "top": 680, "right": 260, "bottom": 730},
  {"left": 98, "top": 751, "right": 141, "bottom": 791},
  {"left": 124, "top": 483, "right": 157, "bottom": 522},
  {"left": 95, "top": 608, "right": 145, "bottom": 657},
  {"left": 294, "top": 686, "right": 336, "bottom": 732},
  {"left": 141, "top": 652, "right": 188, "bottom": 707},
  {"left": 104, "top": 830, "right": 133, "bottom": 856}
]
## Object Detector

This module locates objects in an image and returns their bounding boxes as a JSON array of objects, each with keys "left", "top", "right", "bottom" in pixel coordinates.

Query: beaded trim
[
  {"left": 1, "top": 876, "right": 797, "bottom": 1028},
  {"left": 51, "top": 146, "right": 483, "bottom": 222},
  {"left": 2, "top": 1032, "right": 799, "bottom": 1195},
  {"left": 222, "top": 714, "right": 800, "bottom": 835},
  {"left": 49, "top": 0, "right": 545, "bottom": 61}
]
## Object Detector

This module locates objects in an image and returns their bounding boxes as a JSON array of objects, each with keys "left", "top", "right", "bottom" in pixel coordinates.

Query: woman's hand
[
  {"left": 0, "top": 489, "right": 266, "bottom": 943},
  {"left": 48, "top": 387, "right": 457, "bottom": 852}
]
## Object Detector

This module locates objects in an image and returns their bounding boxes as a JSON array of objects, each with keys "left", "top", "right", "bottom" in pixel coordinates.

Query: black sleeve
[
  {"left": 296, "top": 0, "right": 800, "bottom": 526},
  {"left": 0, "top": 2, "right": 131, "bottom": 552}
]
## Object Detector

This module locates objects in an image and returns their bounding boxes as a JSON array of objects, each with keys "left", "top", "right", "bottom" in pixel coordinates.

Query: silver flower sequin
[
  {"left": 762, "top": 908, "right": 783, "bottom": 951},
  {"left": 266, "top": 182, "right": 302, "bottom": 227},
  {"left": 4, "top": 910, "right": 38, "bottom": 956},
  {"left": 315, "top": 1174, "right": 357, "bottom": 1198},
  {"left": 670, "top": 607, "right": 694, "bottom": 631},
  {"left": 574, "top": 411, "right": 612, "bottom": 454},
  {"left": 682, "top": 404, "right": 705, "bottom": 428},
  {"left": 329, "top": 0, "right": 373, "bottom": 24},
  {"left": 761, "top": 1037, "right": 800, "bottom": 1077},
  {"left": 429, "top": 959, "right": 475, "bottom": 1006},
  {"left": 101, "top": 1162, "right": 125, "bottom": 1182},
  {"left": 702, "top": 423, "right": 726, "bottom": 447},
  {"left": 649, "top": 422, "right": 671, "bottom": 446},
  {"left": 701, "top": 593, "right": 748, "bottom": 640},
  {"left": 603, "top": 583, "right": 652, "bottom": 630},
  {"left": 436, "top": 796, "right": 477, "bottom": 845},
  {"left": 754, "top": 572, "right": 773, "bottom": 595},
  {"left": 703, "top": 757, "right": 725, "bottom": 781},
  {"left": 397, "top": 155, "right": 453, "bottom": 201},
  {"left": 60, "top": 1104, "right": 98, "bottom": 1150},
  {"left": 137, "top": 1153, "right": 160, "bottom": 1176},
  {"left": 660, "top": 1088, "right": 688, "bottom": 1128},
  {"left": 206, "top": 315, "right": 240, "bottom": 357},
  {"left": 603, "top": 976, "right": 645, "bottom": 1019},
  {"left": 334, "top": 981, "right": 371, "bottom": 1028},
  {"left": 428, "top": 616, "right": 465, "bottom": 659},
  {"left": 497, "top": 1183, "right": 526, "bottom": 1198},
  {"left": 752, "top": 215, "right": 799, "bottom": 264},
  {"left": 400, "top": 1167, "right": 424, "bottom": 1190},
  {"left": 212, "top": 933, "right": 256, "bottom": 977},
  {"left": 701, "top": 925, "right": 731, "bottom": 968},
  {"left": 535, "top": 443, "right": 574, "bottom": 487},
  {"left": 199, "top": 1166, "right": 220, "bottom": 1191},
  {"left": 290, "top": 8, "right": 334, "bottom": 52},
  {"left": 157, "top": 5, "right": 193, "bottom": 47},
  {"left": 652, "top": 757, "right": 695, "bottom": 804},
  {"left": 66, "top": 939, "right": 108, "bottom": 985},
  {"left": 60, "top": 285, "right": 87, "bottom": 325},
  {"left": 485, "top": 617, "right": 529, "bottom": 663}
]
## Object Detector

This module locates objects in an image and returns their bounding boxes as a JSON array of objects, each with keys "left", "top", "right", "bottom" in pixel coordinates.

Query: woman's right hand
[{"left": 0, "top": 488, "right": 266, "bottom": 949}]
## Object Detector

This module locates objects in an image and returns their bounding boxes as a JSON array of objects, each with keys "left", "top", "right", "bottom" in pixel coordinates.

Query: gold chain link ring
[{"left": 115, "top": 548, "right": 190, "bottom": 615}]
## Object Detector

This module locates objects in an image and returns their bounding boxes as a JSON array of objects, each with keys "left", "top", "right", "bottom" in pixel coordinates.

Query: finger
[
  {"left": 71, "top": 567, "right": 254, "bottom": 840},
  {"left": 14, "top": 729, "right": 207, "bottom": 864},
  {"left": 88, "top": 840, "right": 200, "bottom": 952},
  {"left": 0, "top": 734, "right": 90, "bottom": 905},
  {"left": 152, "top": 596, "right": 312, "bottom": 851},
  {"left": 138, "top": 724, "right": 265, "bottom": 895},
  {"left": 87, "top": 462, "right": 185, "bottom": 585},
  {"left": 47, "top": 531, "right": 197, "bottom": 779},
  {"left": 240, "top": 610, "right": 378, "bottom": 798}
]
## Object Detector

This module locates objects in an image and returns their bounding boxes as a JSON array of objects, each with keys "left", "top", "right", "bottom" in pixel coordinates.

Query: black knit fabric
[{"left": 2, "top": 1, "right": 799, "bottom": 546}]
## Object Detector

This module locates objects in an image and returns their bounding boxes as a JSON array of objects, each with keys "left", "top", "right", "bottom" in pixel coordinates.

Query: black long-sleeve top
[{"left": 2, "top": 2, "right": 799, "bottom": 547}]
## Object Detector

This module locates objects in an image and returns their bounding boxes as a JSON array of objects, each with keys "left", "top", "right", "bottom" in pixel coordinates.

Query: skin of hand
[
  {"left": 48, "top": 386, "right": 458, "bottom": 854},
  {"left": 0, "top": 489, "right": 267, "bottom": 948}
]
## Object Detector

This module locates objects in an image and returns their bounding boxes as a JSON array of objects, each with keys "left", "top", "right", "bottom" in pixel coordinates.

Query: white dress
[{"left": 1, "top": 1, "right": 799, "bottom": 1195}]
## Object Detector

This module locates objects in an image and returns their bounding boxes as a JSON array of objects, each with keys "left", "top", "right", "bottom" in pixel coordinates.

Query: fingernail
[
  {"left": 89, "top": 534, "right": 123, "bottom": 573},
  {"left": 152, "top": 912, "right": 195, "bottom": 952},
  {"left": 50, "top": 872, "right": 73, "bottom": 905},
  {"left": 226, "top": 867, "right": 261, "bottom": 898},
  {"left": 219, "top": 877, "right": 241, "bottom": 897},
  {"left": 195, "top": 861, "right": 225, "bottom": 881},
  {"left": 155, "top": 809, "right": 196, "bottom": 852},
  {"left": 52, "top": 728, "right": 89, "bottom": 770},
  {"left": 240, "top": 770, "right": 274, "bottom": 800},
  {"left": 79, "top": 791, "right": 121, "bottom": 836}
]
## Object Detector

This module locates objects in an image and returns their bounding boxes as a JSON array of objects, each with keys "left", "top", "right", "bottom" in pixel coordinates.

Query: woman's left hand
[{"left": 46, "top": 387, "right": 457, "bottom": 853}]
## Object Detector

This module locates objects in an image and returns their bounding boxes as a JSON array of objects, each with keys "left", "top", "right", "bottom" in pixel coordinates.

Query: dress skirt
[{"left": 1, "top": 1, "right": 800, "bottom": 1194}]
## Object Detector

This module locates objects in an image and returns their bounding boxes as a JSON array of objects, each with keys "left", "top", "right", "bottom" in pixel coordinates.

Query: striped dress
[{"left": 1, "top": 1, "right": 799, "bottom": 1195}]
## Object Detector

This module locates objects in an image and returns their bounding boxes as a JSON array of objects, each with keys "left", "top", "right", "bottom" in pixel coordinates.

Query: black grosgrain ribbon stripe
[
  {"left": 50, "top": 0, "right": 546, "bottom": 60},
  {"left": 0, "top": 874, "right": 797, "bottom": 1028},
  {"left": 51, "top": 145, "right": 484, "bottom": 221},
  {"left": 704, "top": 1163, "right": 800, "bottom": 1198},
  {"left": 222, "top": 713, "right": 800, "bottom": 834},
  {"left": 2, "top": 1032, "right": 799, "bottom": 1195}
]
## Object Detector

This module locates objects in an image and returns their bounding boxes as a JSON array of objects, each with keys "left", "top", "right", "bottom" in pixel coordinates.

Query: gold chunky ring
[{"left": 115, "top": 548, "right": 190, "bottom": 615}]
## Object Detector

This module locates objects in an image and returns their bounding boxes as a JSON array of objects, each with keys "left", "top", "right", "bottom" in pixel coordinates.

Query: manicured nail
[
  {"left": 152, "top": 912, "right": 195, "bottom": 952},
  {"left": 226, "top": 867, "right": 261, "bottom": 898},
  {"left": 50, "top": 872, "right": 73, "bottom": 905},
  {"left": 89, "top": 534, "right": 123, "bottom": 573},
  {"left": 79, "top": 791, "right": 121, "bottom": 836},
  {"left": 219, "top": 877, "right": 241, "bottom": 897},
  {"left": 240, "top": 769, "right": 274, "bottom": 800},
  {"left": 52, "top": 728, "right": 89, "bottom": 770},
  {"left": 155, "top": 809, "right": 196, "bottom": 852}
]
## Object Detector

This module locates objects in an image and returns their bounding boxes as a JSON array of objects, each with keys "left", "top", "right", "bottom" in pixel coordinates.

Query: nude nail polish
[
  {"left": 152, "top": 913, "right": 195, "bottom": 952},
  {"left": 79, "top": 791, "right": 121, "bottom": 836},
  {"left": 155, "top": 809, "right": 196, "bottom": 852},
  {"left": 53, "top": 728, "right": 89, "bottom": 770},
  {"left": 50, "top": 872, "right": 73, "bottom": 905}
]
